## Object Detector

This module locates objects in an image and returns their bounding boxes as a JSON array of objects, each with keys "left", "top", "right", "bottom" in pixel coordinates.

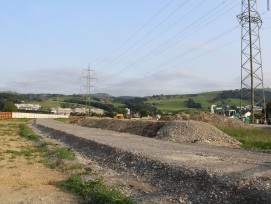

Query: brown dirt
[
  {"left": 77, "top": 118, "right": 166, "bottom": 137},
  {"left": 0, "top": 119, "right": 80, "bottom": 204}
]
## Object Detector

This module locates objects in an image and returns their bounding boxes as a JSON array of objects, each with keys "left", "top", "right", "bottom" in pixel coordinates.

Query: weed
[
  {"left": 57, "top": 174, "right": 135, "bottom": 204},
  {"left": 54, "top": 147, "right": 75, "bottom": 160},
  {"left": 0, "top": 124, "right": 6, "bottom": 128},
  {"left": 7, "top": 123, "right": 18, "bottom": 129},
  {"left": 54, "top": 118, "right": 74, "bottom": 123},
  {"left": 19, "top": 124, "right": 41, "bottom": 140},
  {"left": 47, "top": 161, "right": 57, "bottom": 169},
  {"left": 0, "top": 130, "right": 14, "bottom": 136},
  {"left": 219, "top": 127, "right": 271, "bottom": 150},
  {"left": 67, "top": 163, "right": 83, "bottom": 171},
  {"left": 5, "top": 147, "right": 38, "bottom": 157},
  {"left": 40, "top": 141, "right": 54, "bottom": 147}
]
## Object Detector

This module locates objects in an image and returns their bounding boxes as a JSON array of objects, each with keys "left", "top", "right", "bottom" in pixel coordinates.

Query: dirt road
[{"left": 33, "top": 119, "right": 271, "bottom": 204}]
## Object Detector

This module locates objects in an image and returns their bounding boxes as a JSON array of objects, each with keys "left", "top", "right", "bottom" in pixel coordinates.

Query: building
[
  {"left": 51, "top": 108, "right": 72, "bottom": 115},
  {"left": 71, "top": 107, "right": 104, "bottom": 115},
  {"left": 15, "top": 104, "right": 41, "bottom": 111}
]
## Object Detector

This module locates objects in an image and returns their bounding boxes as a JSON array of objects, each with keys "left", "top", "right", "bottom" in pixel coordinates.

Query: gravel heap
[
  {"left": 162, "top": 112, "right": 250, "bottom": 128},
  {"left": 156, "top": 120, "right": 241, "bottom": 147},
  {"left": 76, "top": 118, "right": 241, "bottom": 147}
]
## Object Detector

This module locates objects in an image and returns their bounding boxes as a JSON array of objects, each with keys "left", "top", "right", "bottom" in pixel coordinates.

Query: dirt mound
[
  {"left": 76, "top": 118, "right": 241, "bottom": 147},
  {"left": 77, "top": 118, "right": 166, "bottom": 137},
  {"left": 156, "top": 120, "right": 241, "bottom": 147},
  {"left": 162, "top": 112, "right": 250, "bottom": 128}
]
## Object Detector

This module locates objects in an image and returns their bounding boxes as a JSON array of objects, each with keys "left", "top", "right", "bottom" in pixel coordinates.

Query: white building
[
  {"left": 51, "top": 108, "right": 72, "bottom": 115},
  {"left": 15, "top": 104, "right": 41, "bottom": 111}
]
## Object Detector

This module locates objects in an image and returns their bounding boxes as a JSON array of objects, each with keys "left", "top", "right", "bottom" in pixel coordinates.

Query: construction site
[{"left": 0, "top": 0, "right": 271, "bottom": 203}]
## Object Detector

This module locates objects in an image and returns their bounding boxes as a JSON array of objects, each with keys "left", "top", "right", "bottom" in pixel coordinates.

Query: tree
[
  {"left": 186, "top": 99, "right": 202, "bottom": 109},
  {"left": 3, "top": 101, "right": 17, "bottom": 112},
  {"left": 139, "top": 110, "right": 148, "bottom": 117}
]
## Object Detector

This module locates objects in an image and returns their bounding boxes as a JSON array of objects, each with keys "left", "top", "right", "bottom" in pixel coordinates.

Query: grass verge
[
  {"left": 19, "top": 124, "right": 41, "bottom": 140},
  {"left": 57, "top": 174, "right": 135, "bottom": 204},
  {"left": 218, "top": 126, "right": 271, "bottom": 150},
  {"left": 54, "top": 118, "right": 78, "bottom": 123}
]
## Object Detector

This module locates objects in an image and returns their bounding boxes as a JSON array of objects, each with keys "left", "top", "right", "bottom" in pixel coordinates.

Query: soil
[{"left": 0, "top": 120, "right": 80, "bottom": 204}]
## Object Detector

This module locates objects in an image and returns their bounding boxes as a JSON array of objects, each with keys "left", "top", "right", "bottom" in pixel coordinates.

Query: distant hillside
[
  {"left": 1, "top": 90, "right": 271, "bottom": 115},
  {"left": 146, "top": 89, "right": 271, "bottom": 113}
]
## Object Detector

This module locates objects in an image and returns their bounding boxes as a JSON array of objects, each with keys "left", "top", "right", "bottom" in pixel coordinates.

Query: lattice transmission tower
[
  {"left": 81, "top": 65, "right": 96, "bottom": 115},
  {"left": 237, "top": 0, "right": 267, "bottom": 123}
]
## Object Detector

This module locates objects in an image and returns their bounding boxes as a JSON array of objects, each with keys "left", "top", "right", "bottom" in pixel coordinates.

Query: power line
[
  {"left": 96, "top": 0, "right": 173, "bottom": 67},
  {"left": 99, "top": 0, "right": 208, "bottom": 82},
  {"left": 95, "top": 26, "right": 239, "bottom": 92},
  {"left": 100, "top": 0, "right": 238, "bottom": 82},
  {"left": 99, "top": 0, "right": 189, "bottom": 79}
]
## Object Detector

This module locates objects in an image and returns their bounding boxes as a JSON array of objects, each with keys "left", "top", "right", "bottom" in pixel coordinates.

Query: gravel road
[{"left": 32, "top": 119, "right": 271, "bottom": 204}]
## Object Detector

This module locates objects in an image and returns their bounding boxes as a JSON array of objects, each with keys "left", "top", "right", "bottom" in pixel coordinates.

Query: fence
[
  {"left": 0, "top": 112, "right": 69, "bottom": 119},
  {"left": 0, "top": 112, "right": 12, "bottom": 118}
]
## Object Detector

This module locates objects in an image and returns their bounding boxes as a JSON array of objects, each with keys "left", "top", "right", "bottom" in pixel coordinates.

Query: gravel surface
[{"left": 32, "top": 119, "right": 271, "bottom": 204}]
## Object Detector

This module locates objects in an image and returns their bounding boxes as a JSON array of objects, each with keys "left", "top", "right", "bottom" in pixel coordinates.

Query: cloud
[
  {"left": 2, "top": 66, "right": 269, "bottom": 97},
  {"left": 96, "top": 70, "right": 240, "bottom": 96},
  {"left": 6, "top": 68, "right": 82, "bottom": 94},
  {"left": 188, "top": 42, "right": 214, "bottom": 52}
]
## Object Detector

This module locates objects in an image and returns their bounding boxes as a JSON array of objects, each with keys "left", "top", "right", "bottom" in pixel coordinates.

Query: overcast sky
[{"left": 0, "top": 0, "right": 271, "bottom": 96}]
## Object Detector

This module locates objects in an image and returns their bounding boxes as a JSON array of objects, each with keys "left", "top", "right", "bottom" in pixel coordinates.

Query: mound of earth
[
  {"left": 76, "top": 118, "right": 241, "bottom": 147},
  {"left": 162, "top": 112, "right": 250, "bottom": 128},
  {"left": 156, "top": 120, "right": 241, "bottom": 147},
  {"left": 77, "top": 118, "right": 165, "bottom": 137}
]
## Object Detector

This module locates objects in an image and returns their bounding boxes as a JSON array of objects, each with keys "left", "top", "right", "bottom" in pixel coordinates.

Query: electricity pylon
[
  {"left": 237, "top": 0, "right": 266, "bottom": 123},
  {"left": 81, "top": 65, "right": 96, "bottom": 115}
]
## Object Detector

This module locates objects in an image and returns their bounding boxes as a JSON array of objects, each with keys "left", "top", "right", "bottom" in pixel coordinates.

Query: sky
[{"left": 0, "top": 0, "right": 271, "bottom": 96}]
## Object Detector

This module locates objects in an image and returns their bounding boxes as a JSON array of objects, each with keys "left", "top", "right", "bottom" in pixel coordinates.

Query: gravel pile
[
  {"left": 190, "top": 112, "right": 250, "bottom": 128},
  {"left": 156, "top": 120, "right": 241, "bottom": 147},
  {"left": 162, "top": 112, "right": 250, "bottom": 128}
]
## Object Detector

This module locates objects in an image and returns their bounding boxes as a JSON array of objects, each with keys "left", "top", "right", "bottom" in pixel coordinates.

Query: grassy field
[
  {"left": 147, "top": 92, "right": 251, "bottom": 113},
  {"left": 218, "top": 126, "right": 271, "bottom": 150}
]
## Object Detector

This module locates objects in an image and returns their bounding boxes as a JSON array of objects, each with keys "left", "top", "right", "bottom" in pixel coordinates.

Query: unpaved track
[{"left": 33, "top": 119, "right": 271, "bottom": 203}]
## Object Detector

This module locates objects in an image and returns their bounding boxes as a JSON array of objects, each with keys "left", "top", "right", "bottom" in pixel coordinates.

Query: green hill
[
  {"left": 146, "top": 89, "right": 271, "bottom": 114},
  {"left": 1, "top": 89, "right": 271, "bottom": 115}
]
